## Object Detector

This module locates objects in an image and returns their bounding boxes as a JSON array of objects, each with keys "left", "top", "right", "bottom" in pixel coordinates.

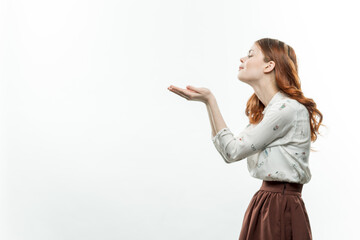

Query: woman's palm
[{"left": 167, "top": 85, "right": 211, "bottom": 103}]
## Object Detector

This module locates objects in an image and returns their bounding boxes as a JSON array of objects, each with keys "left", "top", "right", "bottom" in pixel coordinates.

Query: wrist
[{"left": 205, "top": 93, "right": 216, "bottom": 105}]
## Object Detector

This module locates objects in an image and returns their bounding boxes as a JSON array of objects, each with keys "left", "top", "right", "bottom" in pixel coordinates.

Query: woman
[{"left": 167, "top": 37, "right": 323, "bottom": 240}]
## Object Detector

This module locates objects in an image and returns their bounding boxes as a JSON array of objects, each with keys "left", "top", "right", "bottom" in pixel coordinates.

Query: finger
[
  {"left": 169, "top": 86, "right": 196, "bottom": 99},
  {"left": 186, "top": 85, "right": 197, "bottom": 91},
  {"left": 170, "top": 89, "right": 190, "bottom": 100},
  {"left": 175, "top": 88, "right": 195, "bottom": 100},
  {"left": 185, "top": 88, "right": 197, "bottom": 93},
  {"left": 169, "top": 85, "right": 180, "bottom": 91},
  {"left": 187, "top": 85, "right": 202, "bottom": 93}
]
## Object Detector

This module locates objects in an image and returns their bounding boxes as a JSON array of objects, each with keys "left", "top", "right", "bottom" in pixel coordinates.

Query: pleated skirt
[{"left": 238, "top": 180, "right": 312, "bottom": 240}]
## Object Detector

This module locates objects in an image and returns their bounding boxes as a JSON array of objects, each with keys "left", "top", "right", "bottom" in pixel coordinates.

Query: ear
[{"left": 264, "top": 60, "right": 275, "bottom": 73}]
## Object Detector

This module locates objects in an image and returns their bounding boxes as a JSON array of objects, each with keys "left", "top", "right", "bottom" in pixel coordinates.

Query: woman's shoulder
[
  {"left": 268, "top": 95, "right": 298, "bottom": 114},
  {"left": 278, "top": 94, "right": 307, "bottom": 111},
  {"left": 280, "top": 96, "right": 309, "bottom": 121}
]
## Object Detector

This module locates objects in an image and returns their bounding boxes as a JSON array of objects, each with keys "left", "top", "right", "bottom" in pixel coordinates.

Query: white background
[{"left": 0, "top": 0, "right": 358, "bottom": 239}]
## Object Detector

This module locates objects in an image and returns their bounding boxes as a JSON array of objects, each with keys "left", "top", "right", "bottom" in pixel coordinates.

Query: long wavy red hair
[{"left": 245, "top": 38, "right": 324, "bottom": 152}]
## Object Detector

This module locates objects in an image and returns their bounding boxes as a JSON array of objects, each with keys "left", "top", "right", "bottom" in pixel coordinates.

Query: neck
[{"left": 253, "top": 86, "right": 280, "bottom": 107}]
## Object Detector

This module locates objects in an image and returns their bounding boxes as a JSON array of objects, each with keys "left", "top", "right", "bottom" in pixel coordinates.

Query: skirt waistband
[{"left": 260, "top": 180, "right": 303, "bottom": 197}]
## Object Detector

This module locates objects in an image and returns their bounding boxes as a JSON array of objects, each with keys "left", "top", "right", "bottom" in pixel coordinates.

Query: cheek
[
  {"left": 247, "top": 61, "right": 262, "bottom": 73},
  {"left": 247, "top": 59, "right": 259, "bottom": 68},
  {"left": 243, "top": 65, "right": 262, "bottom": 79}
]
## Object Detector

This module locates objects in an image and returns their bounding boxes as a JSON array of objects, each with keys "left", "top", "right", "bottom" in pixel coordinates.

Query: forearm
[{"left": 205, "top": 95, "right": 228, "bottom": 138}]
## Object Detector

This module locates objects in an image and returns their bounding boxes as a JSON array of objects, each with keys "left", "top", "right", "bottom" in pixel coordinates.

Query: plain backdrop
[{"left": 0, "top": 0, "right": 358, "bottom": 239}]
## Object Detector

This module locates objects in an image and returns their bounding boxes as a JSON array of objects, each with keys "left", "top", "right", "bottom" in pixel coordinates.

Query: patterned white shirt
[{"left": 211, "top": 91, "right": 312, "bottom": 184}]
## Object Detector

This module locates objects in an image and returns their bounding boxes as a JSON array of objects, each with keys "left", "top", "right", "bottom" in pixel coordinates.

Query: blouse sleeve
[{"left": 211, "top": 101, "right": 296, "bottom": 163}]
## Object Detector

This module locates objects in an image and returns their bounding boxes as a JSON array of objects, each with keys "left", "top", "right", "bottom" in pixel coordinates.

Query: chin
[
  {"left": 237, "top": 76, "right": 251, "bottom": 84},
  {"left": 237, "top": 77, "right": 246, "bottom": 83},
  {"left": 237, "top": 73, "right": 245, "bottom": 81}
]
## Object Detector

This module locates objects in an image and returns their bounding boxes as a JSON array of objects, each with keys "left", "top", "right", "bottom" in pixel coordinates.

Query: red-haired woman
[{"left": 167, "top": 38, "right": 323, "bottom": 240}]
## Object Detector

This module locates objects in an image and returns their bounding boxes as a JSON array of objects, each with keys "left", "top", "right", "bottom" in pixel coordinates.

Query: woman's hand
[{"left": 167, "top": 85, "right": 213, "bottom": 104}]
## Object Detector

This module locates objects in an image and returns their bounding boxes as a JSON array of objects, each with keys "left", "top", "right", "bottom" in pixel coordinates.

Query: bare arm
[
  {"left": 206, "top": 95, "right": 228, "bottom": 138},
  {"left": 166, "top": 84, "right": 228, "bottom": 139}
]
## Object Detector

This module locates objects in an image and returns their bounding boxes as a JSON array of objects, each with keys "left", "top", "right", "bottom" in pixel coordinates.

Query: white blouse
[{"left": 211, "top": 91, "right": 312, "bottom": 184}]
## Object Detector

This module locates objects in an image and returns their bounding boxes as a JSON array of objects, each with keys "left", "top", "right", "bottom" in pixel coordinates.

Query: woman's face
[{"left": 237, "top": 43, "right": 272, "bottom": 84}]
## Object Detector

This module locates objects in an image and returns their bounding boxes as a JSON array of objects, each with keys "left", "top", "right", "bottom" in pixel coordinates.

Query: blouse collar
[{"left": 261, "top": 90, "right": 285, "bottom": 115}]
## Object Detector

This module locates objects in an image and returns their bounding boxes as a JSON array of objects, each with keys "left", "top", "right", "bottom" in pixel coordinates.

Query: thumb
[{"left": 186, "top": 85, "right": 197, "bottom": 90}]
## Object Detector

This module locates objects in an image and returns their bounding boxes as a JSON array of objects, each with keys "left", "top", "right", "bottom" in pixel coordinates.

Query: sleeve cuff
[{"left": 212, "top": 127, "right": 230, "bottom": 143}]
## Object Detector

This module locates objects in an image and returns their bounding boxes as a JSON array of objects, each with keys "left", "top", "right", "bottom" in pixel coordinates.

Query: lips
[{"left": 239, "top": 66, "right": 244, "bottom": 70}]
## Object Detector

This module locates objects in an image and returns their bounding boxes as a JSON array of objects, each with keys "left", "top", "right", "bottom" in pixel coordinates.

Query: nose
[{"left": 240, "top": 57, "right": 245, "bottom": 63}]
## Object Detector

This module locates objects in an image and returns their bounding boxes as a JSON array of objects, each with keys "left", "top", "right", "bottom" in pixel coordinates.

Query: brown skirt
[{"left": 238, "top": 180, "right": 312, "bottom": 240}]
